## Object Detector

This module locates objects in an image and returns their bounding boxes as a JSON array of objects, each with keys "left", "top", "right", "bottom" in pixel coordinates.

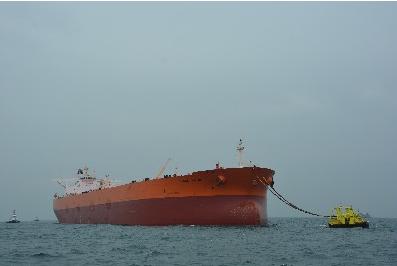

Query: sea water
[{"left": 0, "top": 218, "right": 396, "bottom": 266}]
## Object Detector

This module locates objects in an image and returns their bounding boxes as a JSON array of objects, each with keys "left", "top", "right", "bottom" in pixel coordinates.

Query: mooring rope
[{"left": 257, "top": 176, "right": 330, "bottom": 218}]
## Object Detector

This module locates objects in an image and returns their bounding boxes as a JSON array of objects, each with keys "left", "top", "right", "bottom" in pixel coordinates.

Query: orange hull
[{"left": 53, "top": 167, "right": 274, "bottom": 226}]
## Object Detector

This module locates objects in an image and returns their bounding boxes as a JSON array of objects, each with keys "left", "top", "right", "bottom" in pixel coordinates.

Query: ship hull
[
  {"left": 6, "top": 220, "right": 20, "bottom": 224},
  {"left": 54, "top": 195, "right": 267, "bottom": 226},
  {"left": 328, "top": 221, "right": 369, "bottom": 228},
  {"left": 53, "top": 167, "right": 274, "bottom": 226}
]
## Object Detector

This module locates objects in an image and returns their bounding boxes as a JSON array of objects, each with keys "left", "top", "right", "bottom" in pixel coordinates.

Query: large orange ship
[{"left": 53, "top": 140, "right": 275, "bottom": 226}]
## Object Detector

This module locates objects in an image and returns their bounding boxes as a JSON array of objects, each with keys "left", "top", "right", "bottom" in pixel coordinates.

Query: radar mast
[{"left": 237, "top": 139, "right": 244, "bottom": 168}]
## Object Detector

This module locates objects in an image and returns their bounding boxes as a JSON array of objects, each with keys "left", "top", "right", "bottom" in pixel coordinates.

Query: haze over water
[{"left": 1, "top": 2, "right": 396, "bottom": 221}]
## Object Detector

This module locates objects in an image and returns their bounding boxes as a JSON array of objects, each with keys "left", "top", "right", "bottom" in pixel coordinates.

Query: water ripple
[{"left": 0, "top": 218, "right": 396, "bottom": 266}]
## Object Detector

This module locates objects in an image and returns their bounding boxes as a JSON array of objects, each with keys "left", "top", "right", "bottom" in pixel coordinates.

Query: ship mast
[{"left": 237, "top": 139, "right": 244, "bottom": 168}]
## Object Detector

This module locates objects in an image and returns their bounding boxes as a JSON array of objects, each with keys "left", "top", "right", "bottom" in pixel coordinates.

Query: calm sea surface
[{"left": 1, "top": 218, "right": 396, "bottom": 266}]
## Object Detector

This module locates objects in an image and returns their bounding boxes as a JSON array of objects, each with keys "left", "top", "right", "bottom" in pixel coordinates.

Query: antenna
[
  {"left": 175, "top": 167, "right": 179, "bottom": 176},
  {"left": 237, "top": 139, "right": 244, "bottom": 168}
]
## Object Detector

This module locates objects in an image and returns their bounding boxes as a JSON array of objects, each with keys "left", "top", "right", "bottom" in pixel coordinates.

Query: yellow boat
[{"left": 328, "top": 206, "right": 369, "bottom": 228}]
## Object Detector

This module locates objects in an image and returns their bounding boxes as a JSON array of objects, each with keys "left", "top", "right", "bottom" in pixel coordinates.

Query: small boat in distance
[
  {"left": 34, "top": 216, "right": 39, "bottom": 222},
  {"left": 362, "top": 212, "right": 371, "bottom": 218},
  {"left": 6, "top": 210, "right": 20, "bottom": 223},
  {"left": 328, "top": 206, "right": 369, "bottom": 228}
]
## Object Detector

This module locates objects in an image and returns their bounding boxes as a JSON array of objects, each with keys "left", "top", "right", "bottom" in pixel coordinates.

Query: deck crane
[
  {"left": 56, "top": 180, "right": 66, "bottom": 188},
  {"left": 155, "top": 158, "right": 171, "bottom": 179}
]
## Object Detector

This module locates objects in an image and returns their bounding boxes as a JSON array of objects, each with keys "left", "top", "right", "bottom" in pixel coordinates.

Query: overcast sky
[{"left": 1, "top": 2, "right": 396, "bottom": 221}]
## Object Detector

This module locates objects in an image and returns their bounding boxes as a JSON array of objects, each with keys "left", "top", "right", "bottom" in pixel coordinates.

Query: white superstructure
[
  {"left": 54, "top": 166, "right": 122, "bottom": 196},
  {"left": 10, "top": 210, "right": 18, "bottom": 221}
]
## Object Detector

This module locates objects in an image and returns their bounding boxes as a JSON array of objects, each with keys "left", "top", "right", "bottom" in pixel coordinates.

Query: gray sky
[{"left": 1, "top": 2, "right": 396, "bottom": 220}]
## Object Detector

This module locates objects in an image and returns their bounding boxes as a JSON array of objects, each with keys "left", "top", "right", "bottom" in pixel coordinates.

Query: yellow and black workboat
[{"left": 328, "top": 206, "right": 369, "bottom": 228}]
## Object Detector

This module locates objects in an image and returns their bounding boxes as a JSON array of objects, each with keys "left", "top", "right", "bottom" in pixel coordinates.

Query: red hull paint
[
  {"left": 54, "top": 195, "right": 267, "bottom": 226},
  {"left": 53, "top": 167, "right": 274, "bottom": 226}
]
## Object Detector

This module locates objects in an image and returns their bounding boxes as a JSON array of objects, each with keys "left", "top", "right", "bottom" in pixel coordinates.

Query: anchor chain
[{"left": 257, "top": 176, "right": 330, "bottom": 218}]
